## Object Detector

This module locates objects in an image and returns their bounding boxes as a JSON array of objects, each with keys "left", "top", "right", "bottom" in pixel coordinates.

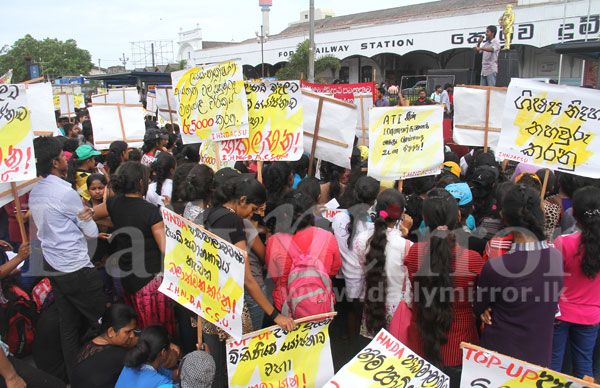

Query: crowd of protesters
[{"left": 0, "top": 99, "right": 597, "bottom": 388}]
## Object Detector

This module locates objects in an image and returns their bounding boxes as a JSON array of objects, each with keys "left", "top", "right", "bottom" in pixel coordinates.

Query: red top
[
  {"left": 266, "top": 227, "right": 342, "bottom": 311},
  {"left": 554, "top": 232, "right": 600, "bottom": 325},
  {"left": 4, "top": 194, "right": 33, "bottom": 243},
  {"left": 483, "top": 233, "right": 513, "bottom": 261},
  {"left": 404, "top": 242, "right": 484, "bottom": 367}
]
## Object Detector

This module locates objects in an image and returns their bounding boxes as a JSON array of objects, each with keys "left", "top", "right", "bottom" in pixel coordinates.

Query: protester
[
  {"left": 141, "top": 129, "right": 166, "bottom": 167},
  {"left": 178, "top": 349, "right": 215, "bottom": 388},
  {"left": 105, "top": 141, "right": 129, "bottom": 175},
  {"left": 30, "top": 136, "right": 106, "bottom": 381},
  {"left": 474, "top": 185, "right": 563, "bottom": 368},
  {"left": 431, "top": 85, "right": 443, "bottom": 103},
  {"left": 405, "top": 188, "right": 484, "bottom": 387},
  {"left": 115, "top": 326, "right": 179, "bottom": 388},
  {"left": 146, "top": 152, "right": 176, "bottom": 207},
  {"left": 87, "top": 161, "right": 176, "bottom": 336},
  {"left": 413, "top": 89, "right": 434, "bottom": 105},
  {"left": 319, "top": 161, "right": 345, "bottom": 204},
  {"left": 355, "top": 189, "right": 412, "bottom": 338},
  {"left": 71, "top": 304, "right": 137, "bottom": 388},
  {"left": 202, "top": 176, "right": 295, "bottom": 388},
  {"left": 67, "top": 144, "right": 102, "bottom": 201},
  {"left": 475, "top": 25, "right": 501, "bottom": 86},
  {"left": 551, "top": 186, "right": 600, "bottom": 378},
  {"left": 266, "top": 190, "right": 341, "bottom": 318}
]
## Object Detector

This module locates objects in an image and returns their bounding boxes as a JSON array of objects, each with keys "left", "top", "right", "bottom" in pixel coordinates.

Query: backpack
[
  {"left": 0, "top": 284, "right": 37, "bottom": 357},
  {"left": 278, "top": 231, "right": 335, "bottom": 319}
]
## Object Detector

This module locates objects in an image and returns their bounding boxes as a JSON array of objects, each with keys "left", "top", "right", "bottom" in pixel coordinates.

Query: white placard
[
  {"left": 302, "top": 90, "right": 357, "bottom": 169},
  {"left": 25, "top": 83, "right": 56, "bottom": 136},
  {"left": 107, "top": 87, "right": 140, "bottom": 105},
  {"left": 88, "top": 105, "right": 145, "bottom": 150},
  {"left": 453, "top": 86, "right": 506, "bottom": 148}
]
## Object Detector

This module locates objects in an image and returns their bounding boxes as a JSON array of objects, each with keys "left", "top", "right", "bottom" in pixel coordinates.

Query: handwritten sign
[
  {"left": 460, "top": 343, "right": 599, "bottom": 388},
  {"left": 226, "top": 316, "right": 334, "bottom": 388},
  {"left": 197, "top": 141, "right": 233, "bottom": 172},
  {"left": 322, "top": 208, "right": 345, "bottom": 222},
  {"left": 0, "top": 85, "right": 36, "bottom": 182},
  {"left": 497, "top": 78, "right": 600, "bottom": 178},
  {"left": 368, "top": 106, "right": 444, "bottom": 181},
  {"left": 219, "top": 81, "right": 304, "bottom": 162},
  {"left": 324, "top": 329, "right": 450, "bottom": 388},
  {"left": 172, "top": 61, "right": 249, "bottom": 143},
  {"left": 301, "top": 80, "right": 375, "bottom": 103},
  {"left": 302, "top": 90, "right": 357, "bottom": 169},
  {"left": 158, "top": 207, "right": 245, "bottom": 340},
  {"left": 88, "top": 104, "right": 145, "bottom": 150},
  {"left": 453, "top": 86, "right": 507, "bottom": 148}
]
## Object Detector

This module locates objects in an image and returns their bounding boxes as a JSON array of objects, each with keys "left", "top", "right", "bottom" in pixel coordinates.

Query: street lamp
[{"left": 256, "top": 25, "right": 268, "bottom": 78}]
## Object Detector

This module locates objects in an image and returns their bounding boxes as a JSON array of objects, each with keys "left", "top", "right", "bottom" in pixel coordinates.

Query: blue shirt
[
  {"left": 29, "top": 174, "right": 98, "bottom": 273},
  {"left": 116, "top": 365, "right": 174, "bottom": 388}
]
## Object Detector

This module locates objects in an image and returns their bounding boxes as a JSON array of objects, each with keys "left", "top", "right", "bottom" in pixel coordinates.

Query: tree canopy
[
  {"left": 0, "top": 34, "right": 93, "bottom": 83},
  {"left": 275, "top": 40, "right": 340, "bottom": 82}
]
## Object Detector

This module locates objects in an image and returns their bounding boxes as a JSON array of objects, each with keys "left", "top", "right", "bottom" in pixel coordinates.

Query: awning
[{"left": 85, "top": 71, "right": 172, "bottom": 87}]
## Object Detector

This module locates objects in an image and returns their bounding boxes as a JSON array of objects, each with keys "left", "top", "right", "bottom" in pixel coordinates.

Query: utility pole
[
  {"left": 120, "top": 52, "right": 129, "bottom": 70},
  {"left": 98, "top": 58, "right": 101, "bottom": 69},
  {"left": 256, "top": 25, "right": 269, "bottom": 79},
  {"left": 308, "top": 0, "right": 315, "bottom": 82},
  {"left": 151, "top": 43, "right": 155, "bottom": 68}
]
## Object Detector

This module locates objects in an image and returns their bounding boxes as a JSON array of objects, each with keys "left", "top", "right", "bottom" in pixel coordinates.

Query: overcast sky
[{"left": 2, "top": 0, "right": 436, "bottom": 69}]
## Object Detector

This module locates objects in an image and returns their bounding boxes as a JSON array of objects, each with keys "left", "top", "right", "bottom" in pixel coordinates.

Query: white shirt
[
  {"left": 440, "top": 90, "right": 451, "bottom": 114},
  {"left": 354, "top": 227, "right": 413, "bottom": 308},
  {"left": 146, "top": 179, "right": 172, "bottom": 207},
  {"left": 29, "top": 174, "right": 98, "bottom": 273},
  {"left": 331, "top": 212, "right": 373, "bottom": 300}
]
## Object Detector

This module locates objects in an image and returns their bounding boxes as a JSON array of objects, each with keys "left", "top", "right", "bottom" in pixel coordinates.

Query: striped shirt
[{"left": 404, "top": 242, "right": 484, "bottom": 367}]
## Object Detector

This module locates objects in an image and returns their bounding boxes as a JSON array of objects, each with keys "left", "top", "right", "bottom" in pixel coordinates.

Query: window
[
  {"left": 361, "top": 66, "right": 373, "bottom": 82},
  {"left": 339, "top": 66, "right": 349, "bottom": 83}
]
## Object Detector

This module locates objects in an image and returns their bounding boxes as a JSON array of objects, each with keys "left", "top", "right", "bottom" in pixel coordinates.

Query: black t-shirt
[
  {"left": 71, "top": 342, "right": 127, "bottom": 388},
  {"left": 202, "top": 206, "right": 245, "bottom": 245},
  {"left": 106, "top": 195, "right": 163, "bottom": 293},
  {"left": 414, "top": 98, "right": 434, "bottom": 106}
]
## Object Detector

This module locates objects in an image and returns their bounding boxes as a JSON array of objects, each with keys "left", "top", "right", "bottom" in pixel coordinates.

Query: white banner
[
  {"left": 107, "top": 87, "right": 140, "bottom": 105},
  {"left": 324, "top": 329, "right": 450, "bottom": 388},
  {"left": 155, "top": 85, "right": 179, "bottom": 123},
  {"left": 497, "top": 78, "right": 600, "bottom": 178},
  {"left": 227, "top": 316, "right": 335, "bottom": 388}
]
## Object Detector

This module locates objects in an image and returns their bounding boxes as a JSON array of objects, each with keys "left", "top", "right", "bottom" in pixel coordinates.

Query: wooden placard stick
[
  {"left": 360, "top": 95, "right": 366, "bottom": 146},
  {"left": 165, "top": 87, "right": 175, "bottom": 126},
  {"left": 21, "top": 76, "right": 44, "bottom": 85},
  {"left": 10, "top": 183, "right": 28, "bottom": 244},
  {"left": 66, "top": 93, "right": 72, "bottom": 123},
  {"left": 300, "top": 89, "right": 356, "bottom": 109},
  {"left": 196, "top": 315, "right": 203, "bottom": 348},
  {"left": 302, "top": 132, "right": 348, "bottom": 148},
  {"left": 214, "top": 142, "right": 221, "bottom": 170},
  {"left": 373, "top": 68, "right": 377, "bottom": 83},
  {"left": 116, "top": 105, "right": 128, "bottom": 143},
  {"left": 454, "top": 124, "right": 501, "bottom": 132},
  {"left": 307, "top": 97, "right": 325, "bottom": 177},
  {"left": 456, "top": 84, "right": 507, "bottom": 92},
  {"left": 230, "top": 312, "right": 337, "bottom": 342},
  {"left": 540, "top": 169, "right": 550, "bottom": 208},
  {"left": 484, "top": 87, "right": 491, "bottom": 153}
]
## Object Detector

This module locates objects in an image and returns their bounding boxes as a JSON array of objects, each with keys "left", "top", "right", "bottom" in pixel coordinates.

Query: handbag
[{"left": 389, "top": 240, "right": 413, "bottom": 344}]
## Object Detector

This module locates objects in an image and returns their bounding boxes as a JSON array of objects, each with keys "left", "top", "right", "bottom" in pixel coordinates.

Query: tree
[
  {"left": 0, "top": 34, "right": 93, "bottom": 83},
  {"left": 275, "top": 40, "right": 340, "bottom": 82}
]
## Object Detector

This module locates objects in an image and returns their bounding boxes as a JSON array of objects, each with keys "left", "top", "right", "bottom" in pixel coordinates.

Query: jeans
[
  {"left": 48, "top": 266, "right": 106, "bottom": 381},
  {"left": 245, "top": 291, "right": 265, "bottom": 332},
  {"left": 480, "top": 72, "right": 497, "bottom": 86},
  {"left": 551, "top": 320, "right": 599, "bottom": 378}
]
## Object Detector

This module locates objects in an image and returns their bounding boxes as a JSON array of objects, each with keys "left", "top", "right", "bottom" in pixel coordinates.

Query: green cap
[{"left": 75, "top": 144, "right": 101, "bottom": 160}]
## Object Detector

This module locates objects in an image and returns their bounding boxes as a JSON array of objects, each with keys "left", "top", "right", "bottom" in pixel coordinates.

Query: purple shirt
[{"left": 474, "top": 242, "right": 563, "bottom": 367}]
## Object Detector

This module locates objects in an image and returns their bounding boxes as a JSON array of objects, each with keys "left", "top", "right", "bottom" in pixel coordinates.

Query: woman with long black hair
[
  {"left": 474, "top": 185, "right": 563, "bottom": 368},
  {"left": 105, "top": 141, "right": 128, "bottom": 175},
  {"left": 146, "top": 152, "right": 176, "bottom": 207},
  {"left": 551, "top": 186, "right": 600, "bottom": 378},
  {"left": 405, "top": 188, "right": 484, "bottom": 387},
  {"left": 355, "top": 189, "right": 412, "bottom": 338}
]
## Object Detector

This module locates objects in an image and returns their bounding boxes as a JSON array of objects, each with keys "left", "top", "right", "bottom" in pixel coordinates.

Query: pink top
[
  {"left": 266, "top": 227, "right": 342, "bottom": 311},
  {"left": 554, "top": 232, "right": 600, "bottom": 325}
]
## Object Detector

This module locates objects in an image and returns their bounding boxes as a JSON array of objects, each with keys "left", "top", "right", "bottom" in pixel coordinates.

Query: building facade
[{"left": 177, "top": 0, "right": 599, "bottom": 86}]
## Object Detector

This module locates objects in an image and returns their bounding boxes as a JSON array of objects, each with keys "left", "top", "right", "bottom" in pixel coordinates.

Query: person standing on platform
[{"left": 475, "top": 25, "right": 501, "bottom": 87}]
